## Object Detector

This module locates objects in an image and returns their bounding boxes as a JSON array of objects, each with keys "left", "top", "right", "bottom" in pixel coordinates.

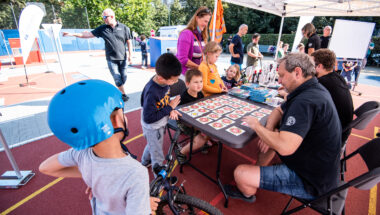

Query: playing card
[
  {"left": 213, "top": 102, "right": 223, "bottom": 107},
  {"left": 206, "top": 113, "right": 222, "bottom": 120},
  {"left": 241, "top": 121, "right": 250, "bottom": 127},
  {"left": 231, "top": 98, "right": 240, "bottom": 103},
  {"left": 196, "top": 101, "right": 207, "bottom": 107},
  {"left": 220, "top": 95, "right": 230, "bottom": 100},
  {"left": 230, "top": 103, "right": 243, "bottom": 109},
  {"left": 221, "top": 100, "right": 230, "bottom": 105},
  {"left": 196, "top": 116, "right": 213, "bottom": 124},
  {"left": 209, "top": 121, "right": 228, "bottom": 130},
  {"left": 179, "top": 107, "right": 193, "bottom": 113},
  {"left": 259, "top": 108, "right": 272, "bottom": 114},
  {"left": 248, "top": 104, "right": 260, "bottom": 110},
  {"left": 226, "top": 126, "right": 246, "bottom": 136},
  {"left": 197, "top": 108, "right": 209, "bottom": 114},
  {"left": 205, "top": 105, "right": 217, "bottom": 110},
  {"left": 251, "top": 111, "right": 266, "bottom": 119},
  {"left": 221, "top": 106, "right": 234, "bottom": 113},
  {"left": 238, "top": 101, "right": 249, "bottom": 106},
  {"left": 218, "top": 118, "right": 234, "bottom": 126},
  {"left": 214, "top": 108, "right": 226, "bottom": 115},
  {"left": 231, "top": 110, "right": 247, "bottom": 116},
  {"left": 226, "top": 113, "right": 240, "bottom": 120},
  {"left": 188, "top": 111, "right": 202, "bottom": 118},
  {"left": 211, "top": 97, "right": 222, "bottom": 101},
  {"left": 204, "top": 99, "right": 214, "bottom": 104},
  {"left": 189, "top": 104, "right": 200, "bottom": 109},
  {"left": 242, "top": 107, "right": 254, "bottom": 112}
]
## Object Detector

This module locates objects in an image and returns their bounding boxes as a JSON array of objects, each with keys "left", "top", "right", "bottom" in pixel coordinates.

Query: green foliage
[
  {"left": 151, "top": 0, "right": 169, "bottom": 29},
  {"left": 169, "top": 0, "right": 186, "bottom": 26}
]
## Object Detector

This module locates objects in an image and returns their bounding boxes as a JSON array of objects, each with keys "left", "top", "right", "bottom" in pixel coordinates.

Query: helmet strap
[{"left": 114, "top": 115, "right": 137, "bottom": 159}]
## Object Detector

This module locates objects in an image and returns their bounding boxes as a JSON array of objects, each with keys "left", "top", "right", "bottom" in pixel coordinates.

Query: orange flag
[{"left": 209, "top": 0, "right": 227, "bottom": 43}]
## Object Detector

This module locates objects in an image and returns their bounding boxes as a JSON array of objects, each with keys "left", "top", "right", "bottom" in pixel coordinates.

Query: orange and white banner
[{"left": 209, "top": 0, "right": 227, "bottom": 43}]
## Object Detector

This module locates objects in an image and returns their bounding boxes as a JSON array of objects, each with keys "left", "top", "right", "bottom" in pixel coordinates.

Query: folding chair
[
  {"left": 282, "top": 137, "right": 380, "bottom": 215},
  {"left": 341, "top": 101, "right": 380, "bottom": 180}
]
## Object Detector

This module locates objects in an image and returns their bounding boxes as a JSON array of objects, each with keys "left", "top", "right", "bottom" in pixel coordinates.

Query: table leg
[
  {"left": 180, "top": 127, "right": 194, "bottom": 173},
  {"left": 216, "top": 141, "right": 229, "bottom": 208}
]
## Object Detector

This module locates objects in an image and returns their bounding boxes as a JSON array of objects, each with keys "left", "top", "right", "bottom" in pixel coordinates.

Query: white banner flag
[{"left": 19, "top": 5, "right": 44, "bottom": 64}]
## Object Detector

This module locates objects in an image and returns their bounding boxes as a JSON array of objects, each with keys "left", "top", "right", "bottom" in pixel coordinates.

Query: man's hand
[
  {"left": 150, "top": 197, "right": 160, "bottom": 214},
  {"left": 128, "top": 56, "right": 132, "bottom": 65},
  {"left": 242, "top": 116, "right": 260, "bottom": 130},
  {"left": 85, "top": 186, "right": 93, "bottom": 200},
  {"left": 169, "top": 96, "right": 181, "bottom": 109},
  {"left": 233, "top": 53, "right": 240, "bottom": 58},
  {"left": 169, "top": 110, "right": 182, "bottom": 120},
  {"left": 258, "top": 139, "right": 270, "bottom": 153}
]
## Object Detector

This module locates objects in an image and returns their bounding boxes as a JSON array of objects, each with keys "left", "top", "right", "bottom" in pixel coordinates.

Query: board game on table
[{"left": 178, "top": 93, "right": 274, "bottom": 149}]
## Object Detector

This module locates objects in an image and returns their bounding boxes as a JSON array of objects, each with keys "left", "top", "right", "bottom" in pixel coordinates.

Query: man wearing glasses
[{"left": 63, "top": 8, "right": 133, "bottom": 102}]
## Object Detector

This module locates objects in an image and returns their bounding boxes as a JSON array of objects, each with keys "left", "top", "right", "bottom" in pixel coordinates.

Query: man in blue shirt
[
  {"left": 225, "top": 53, "right": 341, "bottom": 203},
  {"left": 62, "top": 8, "right": 133, "bottom": 102},
  {"left": 229, "top": 24, "right": 248, "bottom": 70}
]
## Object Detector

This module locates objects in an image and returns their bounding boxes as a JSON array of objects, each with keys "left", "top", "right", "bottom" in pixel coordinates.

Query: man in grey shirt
[{"left": 39, "top": 79, "right": 157, "bottom": 214}]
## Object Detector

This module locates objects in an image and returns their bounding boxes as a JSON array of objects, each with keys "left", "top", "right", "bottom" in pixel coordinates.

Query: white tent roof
[{"left": 222, "top": 0, "right": 380, "bottom": 17}]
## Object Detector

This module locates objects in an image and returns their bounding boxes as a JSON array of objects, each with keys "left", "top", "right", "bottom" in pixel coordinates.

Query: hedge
[{"left": 222, "top": 33, "right": 380, "bottom": 54}]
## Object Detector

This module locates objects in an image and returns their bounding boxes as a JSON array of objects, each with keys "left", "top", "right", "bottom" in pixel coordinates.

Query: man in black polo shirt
[
  {"left": 302, "top": 23, "right": 321, "bottom": 56},
  {"left": 63, "top": 8, "right": 133, "bottom": 102},
  {"left": 229, "top": 24, "right": 248, "bottom": 70},
  {"left": 225, "top": 53, "right": 341, "bottom": 203},
  {"left": 312, "top": 49, "right": 353, "bottom": 142}
]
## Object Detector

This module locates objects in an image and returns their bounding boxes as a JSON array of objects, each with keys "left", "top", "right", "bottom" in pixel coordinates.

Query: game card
[
  {"left": 189, "top": 104, "right": 200, "bottom": 109},
  {"left": 218, "top": 117, "right": 234, "bottom": 126},
  {"left": 211, "top": 97, "right": 222, "bottom": 101},
  {"left": 241, "top": 121, "right": 250, "bottom": 127},
  {"left": 248, "top": 104, "right": 260, "bottom": 110},
  {"left": 188, "top": 111, "right": 202, "bottom": 118},
  {"left": 226, "top": 126, "right": 246, "bottom": 136},
  {"left": 221, "top": 100, "right": 230, "bottom": 105},
  {"left": 221, "top": 106, "right": 234, "bottom": 113},
  {"left": 196, "top": 116, "right": 213, "bottom": 124},
  {"left": 230, "top": 103, "right": 243, "bottom": 109},
  {"left": 242, "top": 107, "right": 254, "bottom": 113},
  {"left": 251, "top": 111, "right": 266, "bottom": 119},
  {"left": 196, "top": 101, "right": 207, "bottom": 107},
  {"left": 213, "top": 102, "right": 223, "bottom": 107},
  {"left": 209, "top": 121, "right": 228, "bottom": 130},
  {"left": 219, "top": 95, "right": 230, "bottom": 100},
  {"left": 258, "top": 108, "right": 272, "bottom": 114},
  {"left": 214, "top": 108, "right": 226, "bottom": 115},
  {"left": 238, "top": 101, "right": 249, "bottom": 106},
  {"left": 205, "top": 105, "right": 217, "bottom": 110},
  {"left": 179, "top": 107, "right": 193, "bottom": 113},
  {"left": 231, "top": 110, "right": 247, "bottom": 116},
  {"left": 204, "top": 99, "right": 214, "bottom": 104},
  {"left": 226, "top": 113, "right": 240, "bottom": 120},
  {"left": 197, "top": 108, "right": 209, "bottom": 114},
  {"left": 231, "top": 98, "right": 240, "bottom": 103},
  {"left": 206, "top": 113, "right": 222, "bottom": 120}
]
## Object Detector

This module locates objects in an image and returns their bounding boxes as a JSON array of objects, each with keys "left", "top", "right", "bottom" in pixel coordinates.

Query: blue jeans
[
  {"left": 142, "top": 52, "right": 148, "bottom": 67},
  {"left": 341, "top": 70, "right": 352, "bottom": 89},
  {"left": 260, "top": 164, "right": 315, "bottom": 200},
  {"left": 107, "top": 59, "right": 127, "bottom": 87},
  {"left": 230, "top": 61, "right": 242, "bottom": 71}
]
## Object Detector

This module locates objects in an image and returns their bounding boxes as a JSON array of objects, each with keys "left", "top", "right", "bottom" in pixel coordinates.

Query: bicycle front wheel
[{"left": 156, "top": 193, "right": 223, "bottom": 215}]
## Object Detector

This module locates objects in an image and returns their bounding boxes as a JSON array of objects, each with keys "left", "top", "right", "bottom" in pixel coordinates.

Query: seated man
[
  {"left": 311, "top": 49, "right": 354, "bottom": 142},
  {"left": 225, "top": 53, "right": 341, "bottom": 202}
]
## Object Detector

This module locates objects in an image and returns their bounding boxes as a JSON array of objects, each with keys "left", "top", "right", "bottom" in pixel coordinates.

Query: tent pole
[
  {"left": 212, "top": 0, "right": 218, "bottom": 41},
  {"left": 274, "top": 16, "right": 285, "bottom": 60}
]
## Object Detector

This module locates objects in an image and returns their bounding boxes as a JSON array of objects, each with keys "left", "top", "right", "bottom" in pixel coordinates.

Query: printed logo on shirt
[
  {"left": 285, "top": 116, "right": 296, "bottom": 126},
  {"left": 117, "top": 28, "right": 122, "bottom": 31},
  {"left": 156, "top": 90, "right": 170, "bottom": 110},
  {"left": 308, "top": 43, "right": 313, "bottom": 47}
]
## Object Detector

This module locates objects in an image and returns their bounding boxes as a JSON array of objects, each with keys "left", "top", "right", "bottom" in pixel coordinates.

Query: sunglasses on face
[{"left": 103, "top": 15, "right": 111, "bottom": 20}]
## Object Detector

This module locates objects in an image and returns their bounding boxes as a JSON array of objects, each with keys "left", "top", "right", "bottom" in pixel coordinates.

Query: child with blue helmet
[
  {"left": 140, "top": 53, "right": 182, "bottom": 173},
  {"left": 39, "top": 79, "right": 159, "bottom": 214}
]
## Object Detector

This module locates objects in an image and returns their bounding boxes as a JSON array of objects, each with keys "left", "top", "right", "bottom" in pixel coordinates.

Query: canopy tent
[
  {"left": 217, "top": 0, "right": 380, "bottom": 59},
  {"left": 222, "top": 0, "right": 380, "bottom": 17}
]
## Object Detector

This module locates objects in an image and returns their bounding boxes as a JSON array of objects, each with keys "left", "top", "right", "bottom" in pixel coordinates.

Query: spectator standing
[
  {"left": 139, "top": 35, "right": 148, "bottom": 69},
  {"left": 62, "top": 8, "right": 133, "bottom": 102},
  {"left": 302, "top": 23, "right": 321, "bottom": 56},
  {"left": 297, "top": 43, "right": 305, "bottom": 53},
  {"left": 320, "top": 26, "right": 332, "bottom": 49},
  {"left": 341, "top": 61, "right": 356, "bottom": 89},
  {"left": 277, "top": 41, "right": 284, "bottom": 59},
  {"left": 176, "top": 7, "right": 212, "bottom": 79},
  {"left": 229, "top": 24, "right": 248, "bottom": 70},
  {"left": 246, "top": 33, "right": 263, "bottom": 68}
]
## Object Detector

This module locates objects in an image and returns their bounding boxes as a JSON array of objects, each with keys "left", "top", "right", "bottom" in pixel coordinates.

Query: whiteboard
[{"left": 329, "top": 19, "right": 375, "bottom": 59}]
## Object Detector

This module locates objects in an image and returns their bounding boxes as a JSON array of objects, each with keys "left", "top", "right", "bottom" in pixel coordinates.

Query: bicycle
[{"left": 149, "top": 129, "right": 223, "bottom": 215}]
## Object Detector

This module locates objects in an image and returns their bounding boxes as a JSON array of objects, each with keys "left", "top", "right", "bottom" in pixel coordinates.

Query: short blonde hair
[{"left": 204, "top": 41, "right": 222, "bottom": 54}]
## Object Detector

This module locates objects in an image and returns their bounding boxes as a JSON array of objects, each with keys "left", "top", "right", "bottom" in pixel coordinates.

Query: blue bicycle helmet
[{"left": 48, "top": 79, "right": 124, "bottom": 150}]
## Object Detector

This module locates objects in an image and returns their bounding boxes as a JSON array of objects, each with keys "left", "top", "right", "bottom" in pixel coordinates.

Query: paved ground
[{"left": 0, "top": 51, "right": 379, "bottom": 149}]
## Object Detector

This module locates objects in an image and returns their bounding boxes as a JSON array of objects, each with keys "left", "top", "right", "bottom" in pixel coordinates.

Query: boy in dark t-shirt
[{"left": 175, "top": 69, "right": 209, "bottom": 164}]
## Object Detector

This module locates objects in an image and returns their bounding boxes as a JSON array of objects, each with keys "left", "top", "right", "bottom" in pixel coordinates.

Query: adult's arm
[
  {"left": 177, "top": 30, "right": 199, "bottom": 70},
  {"left": 39, "top": 153, "right": 82, "bottom": 178},
  {"left": 307, "top": 48, "right": 315, "bottom": 56},
  {"left": 127, "top": 39, "right": 132, "bottom": 63},
  {"left": 62, "top": 31, "right": 95, "bottom": 38},
  {"left": 229, "top": 43, "right": 239, "bottom": 58}
]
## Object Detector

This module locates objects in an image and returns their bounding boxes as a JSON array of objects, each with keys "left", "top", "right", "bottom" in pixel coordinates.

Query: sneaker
[
  {"left": 142, "top": 66, "right": 147, "bottom": 69},
  {"left": 122, "top": 94, "right": 129, "bottom": 102},
  {"left": 174, "top": 146, "right": 187, "bottom": 165},
  {"left": 224, "top": 185, "right": 256, "bottom": 203},
  {"left": 141, "top": 160, "right": 151, "bottom": 168}
]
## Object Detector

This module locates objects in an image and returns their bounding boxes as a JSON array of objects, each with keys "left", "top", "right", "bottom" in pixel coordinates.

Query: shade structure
[{"left": 222, "top": 0, "right": 380, "bottom": 17}]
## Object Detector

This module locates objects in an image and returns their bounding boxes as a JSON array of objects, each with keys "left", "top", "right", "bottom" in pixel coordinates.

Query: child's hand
[
  {"left": 221, "top": 86, "right": 228, "bottom": 93},
  {"left": 85, "top": 186, "right": 93, "bottom": 200},
  {"left": 169, "top": 95, "right": 181, "bottom": 109},
  {"left": 169, "top": 110, "right": 182, "bottom": 120}
]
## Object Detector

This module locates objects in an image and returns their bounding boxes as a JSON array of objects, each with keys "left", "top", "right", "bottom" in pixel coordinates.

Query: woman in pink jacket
[{"left": 176, "top": 7, "right": 212, "bottom": 78}]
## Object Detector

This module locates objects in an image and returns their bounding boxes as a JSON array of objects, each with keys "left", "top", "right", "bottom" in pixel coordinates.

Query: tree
[
  {"left": 151, "top": 0, "right": 169, "bottom": 30},
  {"left": 169, "top": 0, "right": 185, "bottom": 26}
]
